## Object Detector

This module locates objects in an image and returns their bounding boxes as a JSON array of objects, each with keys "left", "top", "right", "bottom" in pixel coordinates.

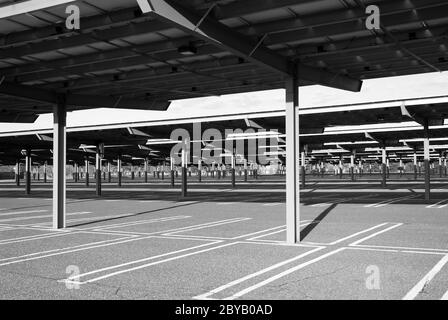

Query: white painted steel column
[
  {"left": 424, "top": 137, "right": 431, "bottom": 201},
  {"left": 285, "top": 73, "right": 300, "bottom": 244},
  {"left": 381, "top": 148, "right": 387, "bottom": 187},
  {"left": 52, "top": 101, "right": 66, "bottom": 229}
]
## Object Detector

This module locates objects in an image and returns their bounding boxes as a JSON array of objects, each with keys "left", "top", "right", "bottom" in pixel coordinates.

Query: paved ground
[{"left": 0, "top": 175, "right": 447, "bottom": 300}]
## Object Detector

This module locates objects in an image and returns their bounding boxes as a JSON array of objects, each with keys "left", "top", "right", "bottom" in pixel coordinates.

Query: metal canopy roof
[
  {"left": 1, "top": 0, "right": 448, "bottom": 122},
  {"left": 1, "top": 95, "right": 448, "bottom": 164}
]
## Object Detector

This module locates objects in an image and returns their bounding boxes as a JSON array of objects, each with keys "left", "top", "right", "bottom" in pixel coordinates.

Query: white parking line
[
  {"left": 364, "top": 195, "right": 419, "bottom": 208},
  {"left": 0, "top": 235, "right": 134, "bottom": 267},
  {"left": 193, "top": 246, "right": 324, "bottom": 300},
  {"left": 263, "top": 203, "right": 283, "bottom": 207},
  {"left": 441, "top": 289, "right": 448, "bottom": 300},
  {"left": 247, "top": 221, "right": 312, "bottom": 241},
  {"left": 98, "top": 217, "right": 243, "bottom": 235},
  {"left": 403, "top": 254, "right": 448, "bottom": 300},
  {"left": 0, "top": 231, "right": 195, "bottom": 267},
  {"left": 231, "top": 225, "right": 287, "bottom": 240},
  {"left": 353, "top": 244, "right": 448, "bottom": 253},
  {"left": 349, "top": 223, "right": 403, "bottom": 246},
  {"left": 0, "top": 212, "right": 91, "bottom": 223},
  {"left": 61, "top": 240, "right": 223, "bottom": 284},
  {"left": 163, "top": 218, "right": 251, "bottom": 236},
  {"left": 222, "top": 248, "right": 346, "bottom": 300},
  {"left": 62, "top": 242, "right": 238, "bottom": 285},
  {"left": 0, "top": 210, "right": 47, "bottom": 217},
  {"left": 426, "top": 199, "right": 448, "bottom": 209},
  {"left": 0, "top": 232, "right": 132, "bottom": 262},
  {"left": 91, "top": 216, "right": 190, "bottom": 230},
  {"left": 0, "top": 230, "right": 80, "bottom": 246},
  {"left": 312, "top": 194, "right": 377, "bottom": 207},
  {"left": 247, "top": 229, "right": 286, "bottom": 241},
  {"left": 32, "top": 212, "right": 156, "bottom": 226}
]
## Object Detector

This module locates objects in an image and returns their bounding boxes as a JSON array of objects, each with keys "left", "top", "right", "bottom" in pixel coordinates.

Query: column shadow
[{"left": 300, "top": 203, "right": 338, "bottom": 241}]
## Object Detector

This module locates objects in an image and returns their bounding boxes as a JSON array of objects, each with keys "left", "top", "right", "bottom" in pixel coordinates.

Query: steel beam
[
  {"left": 74, "top": 163, "right": 79, "bottom": 182},
  {"left": 350, "top": 152, "right": 355, "bottom": 181},
  {"left": 423, "top": 121, "right": 431, "bottom": 201},
  {"left": 144, "top": 158, "right": 149, "bottom": 183},
  {"left": 15, "top": 160, "right": 20, "bottom": 186},
  {"left": 413, "top": 152, "right": 418, "bottom": 181},
  {"left": 85, "top": 158, "right": 89, "bottom": 186},
  {"left": 382, "top": 148, "right": 387, "bottom": 188},
  {"left": 144, "top": 0, "right": 362, "bottom": 92},
  {"left": 0, "top": 0, "right": 77, "bottom": 19},
  {"left": 52, "top": 100, "right": 66, "bottom": 229},
  {"left": 108, "top": 162, "right": 112, "bottom": 183},
  {"left": 117, "top": 156, "right": 122, "bottom": 187},
  {"left": 231, "top": 153, "right": 235, "bottom": 188},
  {"left": 96, "top": 145, "right": 102, "bottom": 197},
  {"left": 170, "top": 156, "right": 175, "bottom": 187},
  {"left": 300, "top": 151, "right": 306, "bottom": 188},
  {"left": 285, "top": 72, "right": 300, "bottom": 244},
  {"left": 198, "top": 158, "right": 202, "bottom": 183},
  {"left": 181, "top": 140, "right": 188, "bottom": 198},
  {"left": 43, "top": 162, "right": 47, "bottom": 183},
  {"left": 25, "top": 149, "right": 31, "bottom": 195},
  {"left": 0, "top": 82, "right": 170, "bottom": 110},
  {"left": 339, "top": 156, "right": 343, "bottom": 179}
]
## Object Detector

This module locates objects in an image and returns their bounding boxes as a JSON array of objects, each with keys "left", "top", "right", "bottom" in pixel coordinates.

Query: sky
[{"left": 1, "top": 71, "right": 447, "bottom": 133}]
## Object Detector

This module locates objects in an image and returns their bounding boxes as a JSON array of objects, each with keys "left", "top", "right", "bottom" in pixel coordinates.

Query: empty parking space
[
  {"left": 0, "top": 180, "right": 446, "bottom": 300},
  {"left": 235, "top": 249, "right": 444, "bottom": 300}
]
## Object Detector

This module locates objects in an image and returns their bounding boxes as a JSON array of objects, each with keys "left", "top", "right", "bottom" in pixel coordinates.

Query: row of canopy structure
[
  {"left": 1, "top": 0, "right": 448, "bottom": 243},
  {"left": 2, "top": 94, "right": 448, "bottom": 206}
]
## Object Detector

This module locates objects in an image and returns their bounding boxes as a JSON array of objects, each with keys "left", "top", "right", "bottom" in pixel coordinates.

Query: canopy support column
[
  {"left": 300, "top": 151, "right": 306, "bottom": 188},
  {"left": 444, "top": 155, "right": 447, "bottom": 177},
  {"left": 107, "top": 162, "right": 112, "bottom": 183},
  {"left": 95, "top": 145, "right": 102, "bottom": 197},
  {"left": 74, "top": 163, "right": 78, "bottom": 183},
  {"left": 25, "top": 149, "right": 31, "bottom": 195},
  {"left": 52, "top": 100, "right": 66, "bottom": 229},
  {"left": 15, "top": 160, "right": 20, "bottom": 186},
  {"left": 170, "top": 156, "right": 175, "bottom": 187},
  {"left": 231, "top": 151, "right": 236, "bottom": 188},
  {"left": 413, "top": 152, "right": 418, "bottom": 181},
  {"left": 43, "top": 161, "right": 47, "bottom": 183},
  {"left": 381, "top": 148, "right": 387, "bottom": 188},
  {"left": 117, "top": 156, "right": 122, "bottom": 187},
  {"left": 285, "top": 73, "right": 300, "bottom": 244},
  {"left": 198, "top": 157, "right": 202, "bottom": 183},
  {"left": 85, "top": 158, "right": 89, "bottom": 186},
  {"left": 181, "top": 139, "right": 188, "bottom": 198},
  {"left": 423, "top": 120, "right": 431, "bottom": 201},
  {"left": 399, "top": 158, "right": 404, "bottom": 177},
  {"left": 144, "top": 159, "right": 148, "bottom": 183},
  {"left": 350, "top": 152, "right": 355, "bottom": 181},
  {"left": 339, "top": 156, "right": 343, "bottom": 179}
]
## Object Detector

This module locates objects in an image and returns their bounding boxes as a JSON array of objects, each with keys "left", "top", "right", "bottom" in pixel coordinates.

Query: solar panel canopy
[{"left": 1, "top": 0, "right": 447, "bottom": 123}]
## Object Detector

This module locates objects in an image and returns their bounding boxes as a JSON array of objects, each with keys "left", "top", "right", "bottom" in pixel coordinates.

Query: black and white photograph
[{"left": 0, "top": 0, "right": 447, "bottom": 309}]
